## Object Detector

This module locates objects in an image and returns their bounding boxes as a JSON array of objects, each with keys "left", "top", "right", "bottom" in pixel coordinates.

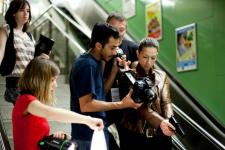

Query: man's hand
[
  {"left": 120, "top": 89, "right": 142, "bottom": 109},
  {"left": 116, "top": 55, "right": 131, "bottom": 71}
]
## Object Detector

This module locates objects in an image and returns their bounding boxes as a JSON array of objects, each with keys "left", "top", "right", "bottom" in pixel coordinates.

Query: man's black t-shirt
[{"left": 104, "top": 39, "right": 138, "bottom": 125}]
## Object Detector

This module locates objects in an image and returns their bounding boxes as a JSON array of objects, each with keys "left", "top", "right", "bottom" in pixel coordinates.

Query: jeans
[
  {"left": 73, "top": 129, "right": 110, "bottom": 150},
  {"left": 73, "top": 140, "right": 91, "bottom": 150}
]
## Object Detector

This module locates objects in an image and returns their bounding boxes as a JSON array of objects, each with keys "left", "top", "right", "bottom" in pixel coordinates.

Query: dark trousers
[
  {"left": 108, "top": 131, "right": 120, "bottom": 150},
  {"left": 73, "top": 129, "right": 110, "bottom": 150},
  {"left": 118, "top": 125, "right": 172, "bottom": 150}
]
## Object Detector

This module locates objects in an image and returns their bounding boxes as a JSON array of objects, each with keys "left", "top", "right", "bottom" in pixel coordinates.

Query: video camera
[
  {"left": 39, "top": 134, "right": 78, "bottom": 150},
  {"left": 122, "top": 70, "right": 155, "bottom": 103},
  {"left": 169, "top": 116, "right": 185, "bottom": 137}
]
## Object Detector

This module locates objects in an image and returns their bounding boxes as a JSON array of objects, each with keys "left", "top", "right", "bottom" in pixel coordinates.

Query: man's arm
[
  {"left": 79, "top": 91, "right": 141, "bottom": 113},
  {"left": 104, "top": 58, "right": 118, "bottom": 93}
]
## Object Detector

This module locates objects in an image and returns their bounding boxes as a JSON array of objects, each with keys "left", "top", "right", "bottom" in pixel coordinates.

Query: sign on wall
[
  {"left": 176, "top": 23, "right": 197, "bottom": 72},
  {"left": 0, "top": 0, "right": 3, "bottom": 14},
  {"left": 122, "top": 0, "right": 136, "bottom": 19},
  {"left": 145, "top": 0, "right": 162, "bottom": 40}
]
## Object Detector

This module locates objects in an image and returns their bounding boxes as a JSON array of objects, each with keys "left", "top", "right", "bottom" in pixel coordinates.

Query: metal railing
[
  {"left": 45, "top": 16, "right": 85, "bottom": 54},
  {"left": 30, "top": 4, "right": 91, "bottom": 39},
  {"left": 172, "top": 135, "right": 187, "bottom": 150},
  {"left": 173, "top": 104, "right": 225, "bottom": 150},
  {"left": 0, "top": 113, "right": 11, "bottom": 150},
  {"left": 32, "top": 14, "right": 86, "bottom": 54},
  {"left": 1, "top": 0, "right": 9, "bottom": 16},
  {"left": 30, "top": 4, "right": 90, "bottom": 75}
]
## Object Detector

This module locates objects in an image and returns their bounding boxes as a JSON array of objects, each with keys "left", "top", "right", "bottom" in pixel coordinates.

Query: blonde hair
[{"left": 18, "top": 56, "right": 60, "bottom": 104}]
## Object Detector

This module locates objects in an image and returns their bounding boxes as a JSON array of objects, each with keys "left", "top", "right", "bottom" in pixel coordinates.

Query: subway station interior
[{"left": 0, "top": 0, "right": 225, "bottom": 149}]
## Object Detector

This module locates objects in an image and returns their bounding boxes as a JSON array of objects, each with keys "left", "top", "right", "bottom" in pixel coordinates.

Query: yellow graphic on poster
[
  {"left": 176, "top": 23, "right": 197, "bottom": 72},
  {"left": 146, "top": 0, "right": 162, "bottom": 40},
  {"left": 0, "top": 0, "right": 3, "bottom": 14},
  {"left": 122, "top": 0, "right": 136, "bottom": 19}
]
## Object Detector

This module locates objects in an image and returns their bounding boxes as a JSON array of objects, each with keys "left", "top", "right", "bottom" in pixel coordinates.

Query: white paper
[{"left": 91, "top": 130, "right": 107, "bottom": 150}]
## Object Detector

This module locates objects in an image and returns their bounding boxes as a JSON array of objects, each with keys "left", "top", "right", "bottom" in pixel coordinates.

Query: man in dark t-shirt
[
  {"left": 104, "top": 12, "right": 139, "bottom": 150},
  {"left": 104, "top": 12, "right": 139, "bottom": 103},
  {"left": 69, "top": 23, "right": 141, "bottom": 150}
]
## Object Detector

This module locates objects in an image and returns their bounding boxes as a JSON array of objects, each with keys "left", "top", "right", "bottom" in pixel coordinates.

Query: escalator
[
  {"left": 27, "top": 0, "right": 225, "bottom": 149},
  {"left": 0, "top": 0, "right": 224, "bottom": 149}
]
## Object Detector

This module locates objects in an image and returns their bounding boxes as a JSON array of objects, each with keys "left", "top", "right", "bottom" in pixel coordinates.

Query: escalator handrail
[
  {"left": 172, "top": 103, "right": 225, "bottom": 150},
  {"left": 172, "top": 136, "right": 187, "bottom": 150},
  {"left": 168, "top": 75, "right": 225, "bottom": 138},
  {"left": 0, "top": 112, "right": 11, "bottom": 150},
  {"left": 156, "top": 61, "right": 225, "bottom": 135},
  {"left": 44, "top": 15, "right": 86, "bottom": 54},
  {"left": 2, "top": 0, "right": 8, "bottom": 16},
  {"left": 30, "top": 4, "right": 91, "bottom": 39},
  {"left": 0, "top": 133, "right": 6, "bottom": 150},
  {"left": 30, "top": 9, "right": 86, "bottom": 55}
]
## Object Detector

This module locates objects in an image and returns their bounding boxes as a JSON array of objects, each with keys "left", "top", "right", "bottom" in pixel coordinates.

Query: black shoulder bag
[{"left": 0, "top": 27, "right": 16, "bottom": 76}]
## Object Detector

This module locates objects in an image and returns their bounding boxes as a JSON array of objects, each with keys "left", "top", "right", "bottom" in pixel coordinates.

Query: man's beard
[
  {"left": 100, "top": 49, "right": 113, "bottom": 62},
  {"left": 101, "top": 54, "right": 112, "bottom": 62}
]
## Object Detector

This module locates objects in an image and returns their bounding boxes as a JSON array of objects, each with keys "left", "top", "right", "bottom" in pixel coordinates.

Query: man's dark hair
[
  {"left": 5, "top": 0, "right": 31, "bottom": 32},
  {"left": 106, "top": 12, "right": 127, "bottom": 23},
  {"left": 89, "top": 23, "right": 120, "bottom": 48}
]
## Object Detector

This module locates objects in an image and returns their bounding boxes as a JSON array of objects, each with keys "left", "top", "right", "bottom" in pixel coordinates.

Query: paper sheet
[{"left": 91, "top": 130, "right": 107, "bottom": 150}]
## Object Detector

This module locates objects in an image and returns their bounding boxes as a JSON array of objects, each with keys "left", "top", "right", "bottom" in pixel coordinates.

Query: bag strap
[
  {"left": 9, "top": 26, "right": 14, "bottom": 41},
  {"left": 0, "top": 26, "right": 16, "bottom": 76},
  {"left": 27, "top": 32, "right": 33, "bottom": 41}
]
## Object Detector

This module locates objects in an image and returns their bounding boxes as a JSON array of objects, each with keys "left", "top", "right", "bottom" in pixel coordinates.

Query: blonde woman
[{"left": 12, "top": 56, "right": 103, "bottom": 150}]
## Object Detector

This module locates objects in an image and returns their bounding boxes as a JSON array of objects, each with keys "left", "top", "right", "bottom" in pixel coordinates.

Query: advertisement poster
[
  {"left": 122, "top": 0, "right": 136, "bottom": 19},
  {"left": 176, "top": 23, "right": 197, "bottom": 72},
  {"left": 145, "top": 0, "right": 162, "bottom": 40},
  {"left": 0, "top": 0, "right": 3, "bottom": 14}
]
